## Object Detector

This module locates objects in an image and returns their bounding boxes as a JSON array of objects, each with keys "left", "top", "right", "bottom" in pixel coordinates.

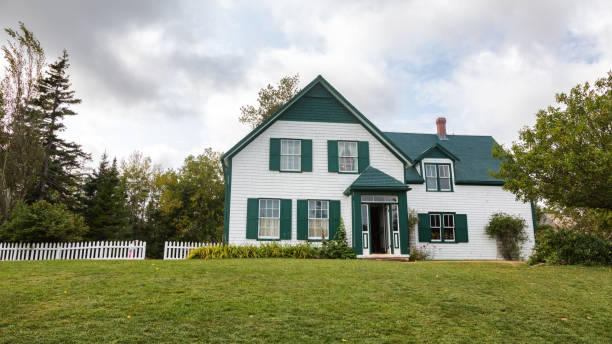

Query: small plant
[
  {"left": 409, "top": 244, "right": 431, "bottom": 261},
  {"left": 485, "top": 212, "right": 527, "bottom": 260},
  {"left": 320, "top": 218, "right": 357, "bottom": 259}
]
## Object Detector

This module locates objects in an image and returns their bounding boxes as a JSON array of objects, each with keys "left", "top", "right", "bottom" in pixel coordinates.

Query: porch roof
[{"left": 344, "top": 166, "right": 411, "bottom": 195}]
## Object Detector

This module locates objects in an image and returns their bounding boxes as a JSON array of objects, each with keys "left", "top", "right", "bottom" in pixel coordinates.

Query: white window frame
[
  {"left": 258, "top": 199, "right": 280, "bottom": 239},
  {"left": 443, "top": 214, "right": 455, "bottom": 242},
  {"left": 438, "top": 165, "right": 452, "bottom": 191},
  {"left": 308, "top": 200, "right": 329, "bottom": 240},
  {"left": 338, "top": 141, "right": 358, "bottom": 173},
  {"left": 430, "top": 213, "right": 442, "bottom": 242},
  {"left": 425, "top": 164, "right": 438, "bottom": 191},
  {"left": 280, "top": 139, "right": 301, "bottom": 172}
]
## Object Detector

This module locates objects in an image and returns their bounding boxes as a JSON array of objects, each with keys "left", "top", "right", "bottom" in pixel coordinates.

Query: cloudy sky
[{"left": 1, "top": 0, "right": 611, "bottom": 168}]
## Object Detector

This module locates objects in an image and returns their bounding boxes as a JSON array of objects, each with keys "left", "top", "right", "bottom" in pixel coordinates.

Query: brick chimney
[{"left": 436, "top": 117, "right": 447, "bottom": 139}]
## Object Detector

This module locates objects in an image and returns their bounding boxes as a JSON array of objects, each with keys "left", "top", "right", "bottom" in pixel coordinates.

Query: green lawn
[{"left": 0, "top": 260, "right": 611, "bottom": 343}]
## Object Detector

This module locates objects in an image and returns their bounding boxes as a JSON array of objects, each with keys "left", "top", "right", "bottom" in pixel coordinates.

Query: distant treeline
[{"left": 0, "top": 23, "right": 224, "bottom": 258}]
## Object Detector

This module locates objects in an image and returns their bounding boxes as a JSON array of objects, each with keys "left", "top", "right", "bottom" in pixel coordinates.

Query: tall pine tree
[
  {"left": 84, "top": 154, "right": 131, "bottom": 240},
  {"left": 28, "top": 50, "right": 89, "bottom": 208}
]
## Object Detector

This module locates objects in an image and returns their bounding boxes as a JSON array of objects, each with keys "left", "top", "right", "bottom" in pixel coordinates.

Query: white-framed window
[
  {"left": 443, "top": 214, "right": 455, "bottom": 241},
  {"left": 425, "top": 163, "right": 453, "bottom": 191},
  {"left": 338, "top": 141, "right": 358, "bottom": 172},
  {"left": 361, "top": 195, "right": 398, "bottom": 203},
  {"left": 280, "top": 139, "right": 301, "bottom": 171},
  {"left": 425, "top": 164, "right": 438, "bottom": 190},
  {"left": 430, "top": 213, "right": 441, "bottom": 241},
  {"left": 258, "top": 199, "right": 280, "bottom": 238},
  {"left": 439, "top": 165, "right": 451, "bottom": 191},
  {"left": 308, "top": 200, "right": 329, "bottom": 239}
]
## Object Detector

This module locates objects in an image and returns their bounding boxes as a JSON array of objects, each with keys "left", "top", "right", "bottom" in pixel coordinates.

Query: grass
[{"left": 0, "top": 260, "right": 611, "bottom": 343}]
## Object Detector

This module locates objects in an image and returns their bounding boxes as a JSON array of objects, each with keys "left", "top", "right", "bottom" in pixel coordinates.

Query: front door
[{"left": 369, "top": 204, "right": 391, "bottom": 254}]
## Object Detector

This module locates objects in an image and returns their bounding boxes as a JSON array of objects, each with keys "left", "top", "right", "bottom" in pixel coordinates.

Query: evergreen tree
[
  {"left": 83, "top": 154, "right": 131, "bottom": 240},
  {"left": 28, "top": 50, "right": 89, "bottom": 208}
]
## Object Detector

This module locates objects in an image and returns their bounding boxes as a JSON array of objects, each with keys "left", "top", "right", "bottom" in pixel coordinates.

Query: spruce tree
[
  {"left": 83, "top": 154, "right": 131, "bottom": 240},
  {"left": 28, "top": 50, "right": 89, "bottom": 208}
]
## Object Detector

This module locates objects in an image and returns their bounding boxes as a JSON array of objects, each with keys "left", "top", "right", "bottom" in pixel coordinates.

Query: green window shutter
[
  {"left": 455, "top": 214, "right": 469, "bottom": 242},
  {"left": 301, "top": 139, "right": 312, "bottom": 172},
  {"left": 327, "top": 140, "right": 338, "bottom": 172},
  {"left": 297, "top": 200, "right": 308, "bottom": 240},
  {"left": 246, "top": 198, "right": 259, "bottom": 239},
  {"left": 269, "top": 138, "right": 280, "bottom": 171},
  {"left": 280, "top": 199, "right": 292, "bottom": 240},
  {"left": 418, "top": 213, "right": 430, "bottom": 242},
  {"left": 358, "top": 141, "right": 370, "bottom": 173},
  {"left": 328, "top": 200, "right": 341, "bottom": 240}
]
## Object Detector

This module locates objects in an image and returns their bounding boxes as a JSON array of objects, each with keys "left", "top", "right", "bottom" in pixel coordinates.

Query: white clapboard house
[{"left": 221, "top": 75, "right": 536, "bottom": 259}]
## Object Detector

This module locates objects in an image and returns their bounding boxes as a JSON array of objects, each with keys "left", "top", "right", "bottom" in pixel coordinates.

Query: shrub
[
  {"left": 187, "top": 243, "right": 321, "bottom": 259},
  {"left": 320, "top": 218, "right": 357, "bottom": 259},
  {"left": 0, "top": 201, "right": 88, "bottom": 242},
  {"left": 485, "top": 212, "right": 527, "bottom": 260},
  {"left": 528, "top": 227, "right": 612, "bottom": 265},
  {"left": 408, "top": 243, "right": 430, "bottom": 261}
]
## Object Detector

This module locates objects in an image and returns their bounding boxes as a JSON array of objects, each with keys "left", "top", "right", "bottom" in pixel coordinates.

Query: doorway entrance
[{"left": 369, "top": 204, "right": 389, "bottom": 254}]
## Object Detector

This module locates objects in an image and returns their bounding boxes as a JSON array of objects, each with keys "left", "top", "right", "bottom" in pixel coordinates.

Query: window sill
[
  {"left": 307, "top": 238, "right": 329, "bottom": 242},
  {"left": 338, "top": 171, "right": 359, "bottom": 174},
  {"left": 279, "top": 170, "right": 303, "bottom": 173},
  {"left": 257, "top": 238, "right": 281, "bottom": 241}
]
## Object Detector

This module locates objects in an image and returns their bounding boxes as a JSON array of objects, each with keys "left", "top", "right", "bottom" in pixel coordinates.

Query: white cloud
[{"left": 4, "top": 0, "right": 612, "bottom": 168}]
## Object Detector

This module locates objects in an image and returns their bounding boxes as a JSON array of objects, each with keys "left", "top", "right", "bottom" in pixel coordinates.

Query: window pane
[
  {"left": 308, "top": 218, "right": 329, "bottom": 238},
  {"left": 430, "top": 214, "right": 440, "bottom": 227},
  {"left": 444, "top": 228, "right": 455, "bottom": 241},
  {"left": 438, "top": 165, "right": 450, "bottom": 178},
  {"left": 439, "top": 178, "right": 451, "bottom": 190},
  {"left": 392, "top": 205, "right": 399, "bottom": 232},
  {"left": 361, "top": 205, "right": 369, "bottom": 232},
  {"left": 339, "top": 157, "right": 357, "bottom": 172},
  {"left": 444, "top": 214, "right": 454, "bottom": 227},
  {"left": 431, "top": 228, "right": 441, "bottom": 241},
  {"left": 425, "top": 165, "right": 437, "bottom": 177},
  {"left": 426, "top": 177, "right": 437, "bottom": 190},
  {"left": 259, "top": 218, "right": 280, "bottom": 238}
]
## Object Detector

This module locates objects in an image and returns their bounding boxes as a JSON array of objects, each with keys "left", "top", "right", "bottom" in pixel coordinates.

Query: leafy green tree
[
  {"left": 28, "top": 50, "right": 89, "bottom": 208},
  {"left": 120, "top": 151, "right": 161, "bottom": 221},
  {"left": 155, "top": 148, "right": 224, "bottom": 242},
  {"left": 239, "top": 74, "right": 300, "bottom": 128},
  {"left": 83, "top": 154, "right": 131, "bottom": 240},
  {"left": 0, "top": 22, "right": 46, "bottom": 219},
  {"left": 0, "top": 200, "right": 88, "bottom": 242},
  {"left": 491, "top": 73, "right": 612, "bottom": 210}
]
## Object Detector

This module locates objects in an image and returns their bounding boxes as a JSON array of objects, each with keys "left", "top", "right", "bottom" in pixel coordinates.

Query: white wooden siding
[
  {"left": 408, "top": 159, "right": 535, "bottom": 260},
  {"left": 228, "top": 120, "right": 405, "bottom": 246}
]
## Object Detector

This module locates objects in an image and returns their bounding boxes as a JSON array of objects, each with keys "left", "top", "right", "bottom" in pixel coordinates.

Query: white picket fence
[
  {"left": 0, "top": 241, "right": 146, "bottom": 261},
  {"left": 163, "top": 241, "right": 217, "bottom": 260}
]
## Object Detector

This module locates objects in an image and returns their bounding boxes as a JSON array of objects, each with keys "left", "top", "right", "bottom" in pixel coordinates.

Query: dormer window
[{"left": 425, "top": 163, "right": 453, "bottom": 192}]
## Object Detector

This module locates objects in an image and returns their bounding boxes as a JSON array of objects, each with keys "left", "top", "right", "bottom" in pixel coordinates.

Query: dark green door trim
[{"left": 351, "top": 190, "right": 410, "bottom": 255}]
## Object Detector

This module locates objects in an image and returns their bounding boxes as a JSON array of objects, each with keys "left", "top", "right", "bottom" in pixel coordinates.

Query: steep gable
[
  {"left": 222, "top": 75, "right": 410, "bottom": 164},
  {"left": 278, "top": 83, "right": 358, "bottom": 123}
]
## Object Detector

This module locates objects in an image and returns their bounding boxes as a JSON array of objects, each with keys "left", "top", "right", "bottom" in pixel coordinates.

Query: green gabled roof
[
  {"left": 384, "top": 132, "right": 504, "bottom": 185},
  {"left": 404, "top": 166, "right": 424, "bottom": 184},
  {"left": 344, "top": 166, "right": 411, "bottom": 195},
  {"left": 221, "top": 75, "right": 411, "bottom": 164}
]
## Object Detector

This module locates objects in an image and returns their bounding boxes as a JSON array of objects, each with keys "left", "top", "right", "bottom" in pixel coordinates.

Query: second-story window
[
  {"left": 425, "top": 163, "right": 453, "bottom": 191},
  {"left": 280, "top": 139, "right": 301, "bottom": 171},
  {"left": 338, "top": 141, "right": 358, "bottom": 172}
]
